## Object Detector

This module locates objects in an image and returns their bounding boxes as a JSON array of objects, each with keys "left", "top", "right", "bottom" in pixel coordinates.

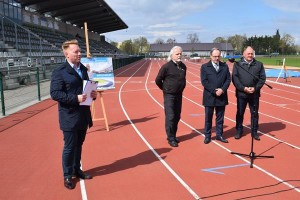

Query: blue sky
[{"left": 104, "top": 0, "right": 300, "bottom": 45}]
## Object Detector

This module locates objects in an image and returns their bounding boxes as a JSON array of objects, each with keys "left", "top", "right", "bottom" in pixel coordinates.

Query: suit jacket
[
  {"left": 201, "top": 61, "right": 231, "bottom": 106},
  {"left": 50, "top": 61, "right": 93, "bottom": 131},
  {"left": 232, "top": 58, "right": 266, "bottom": 98}
]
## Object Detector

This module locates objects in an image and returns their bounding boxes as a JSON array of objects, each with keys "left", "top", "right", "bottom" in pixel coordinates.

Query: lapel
[
  {"left": 208, "top": 61, "right": 218, "bottom": 73},
  {"left": 218, "top": 62, "right": 225, "bottom": 73},
  {"left": 65, "top": 61, "right": 82, "bottom": 79}
]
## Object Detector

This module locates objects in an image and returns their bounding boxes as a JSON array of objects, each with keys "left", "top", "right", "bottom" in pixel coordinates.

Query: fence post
[
  {"left": 0, "top": 72, "right": 5, "bottom": 116},
  {"left": 36, "top": 67, "right": 41, "bottom": 101}
]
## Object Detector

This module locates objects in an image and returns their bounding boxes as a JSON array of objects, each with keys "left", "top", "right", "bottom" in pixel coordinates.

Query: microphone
[{"left": 228, "top": 58, "right": 235, "bottom": 63}]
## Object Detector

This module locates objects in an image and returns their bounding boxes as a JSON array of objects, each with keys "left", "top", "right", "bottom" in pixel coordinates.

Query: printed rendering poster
[{"left": 81, "top": 57, "right": 115, "bottom": 90}]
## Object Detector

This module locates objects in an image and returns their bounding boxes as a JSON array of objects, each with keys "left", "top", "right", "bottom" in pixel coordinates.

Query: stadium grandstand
[
  {"left": 0, "top": 0, "right": 146, "bottom": 116},
  {"left": 0, "top": 0, "right": 142, "bottom": 92}
]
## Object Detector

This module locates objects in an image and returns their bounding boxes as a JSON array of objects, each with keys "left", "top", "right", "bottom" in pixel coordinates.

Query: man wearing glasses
[{"left": 201, "top": 47, "right": 231, "bottom": 144}]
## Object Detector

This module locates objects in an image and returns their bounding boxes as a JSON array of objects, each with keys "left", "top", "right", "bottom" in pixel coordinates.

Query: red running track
[{"left": 0, "top": 59, "right": 299, "bottom": 200}]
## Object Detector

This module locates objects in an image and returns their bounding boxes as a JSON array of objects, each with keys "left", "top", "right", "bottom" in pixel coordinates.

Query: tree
[
  {"left": 133, "top": 36, "right": 149, "bottom": 54},
  {"left": 154, "top": 38, "right": 164, "bottom": 44},
  {"left": 213, "top": 37, "right": 226, "bottom": 43},
  {"left": 187, "top": 33, "right": 200, "bottom": 43},
  {"left": 119, "top": 39, "right": 135, "bottom": 55},
  {"left": 166, "top": 38, "right": 176, "bottom": 44},
  {"left": 280, "top": 33, "right": 295, "bottom": 55},
  {"left": 110, "top": 41, "right": 118, "bottom": 48},
  {"left": 228, "top": 34, "right": 246, "bottom": 54}
]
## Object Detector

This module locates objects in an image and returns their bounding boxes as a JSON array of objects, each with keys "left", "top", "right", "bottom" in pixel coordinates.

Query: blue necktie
[{"left": 75, "top": 65, "right": 82, "bottom": 78}]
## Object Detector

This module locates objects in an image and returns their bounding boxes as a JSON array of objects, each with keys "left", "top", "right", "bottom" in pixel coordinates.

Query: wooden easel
[
  {"left": 91, "top": 91, "right": 109, "bottom": 131},
  {"left": 84, "top": 22, "right": 109, "bottom": 131}
]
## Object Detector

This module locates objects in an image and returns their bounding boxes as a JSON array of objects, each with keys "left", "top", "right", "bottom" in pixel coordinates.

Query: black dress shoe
[
  {"left": 64, "top": 178, "right": 75, "bottom": 190},
  {"left": 234, "top": 132, "right": 243, "bottom": 139},
  {"left": 204, "top": 137, "right": 211, "bottom": 144},
  {"left": 216, "top": 136, "right": 228, "bottom": 143},
  {"left": 75, "top": 171, "right": 93, "bottom": 179},
  {"left": 253, "top": 135, "right": 260, "bottom": 141},
  {"left": 168, "top": 140, "right": 178, "bottom": 147},
  {"left": 175, "top": 138, "right": 180, "bottom": 143}
]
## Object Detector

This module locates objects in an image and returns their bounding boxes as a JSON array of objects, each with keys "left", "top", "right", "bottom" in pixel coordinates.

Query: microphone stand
[{"left": 229, "top": 58, "right": 274, "bottom": 168}]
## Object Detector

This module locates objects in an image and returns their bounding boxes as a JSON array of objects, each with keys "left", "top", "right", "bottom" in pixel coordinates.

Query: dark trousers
[
  {"left": 163, "top": 92, "right": 182, "bottom": 142},
  {"left": 62, "top": 129, "right": 87, "bottom": 178},
  {"left": 204, "top": 106, "right": 225, "bottom": 138},
  {"left": 236, "top": 96, "right": 260, "bottom": 135}
]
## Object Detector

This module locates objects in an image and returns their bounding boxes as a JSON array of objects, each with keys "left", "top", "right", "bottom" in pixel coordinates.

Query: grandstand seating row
[
  {"left": 1, "top": 19, "right": 123, "bottom": 63},
  {"left": 0, "top": 15, "right": 128, "bottom": 90}
]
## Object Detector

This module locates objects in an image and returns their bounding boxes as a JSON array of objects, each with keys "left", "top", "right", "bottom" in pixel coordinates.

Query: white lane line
[
  {"left": 79, "top": 60, "right": 148, "bottom": 200},
  {"left": 119, "top": 61, "right": 200, "bottom": 199},
  {"left": 80, "top": 163, "right": 88, "bottom": 200}
]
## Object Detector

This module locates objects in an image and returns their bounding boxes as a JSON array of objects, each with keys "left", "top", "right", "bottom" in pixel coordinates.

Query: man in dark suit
[
  {"left": 201, "top": 48, "right": 231, "bottom": 144},
  {"left": 232, "top": 46, "right": 266, "bottom": 141},
  {"left": 50, "top": 40, "right": 97, "bottom": 190}
]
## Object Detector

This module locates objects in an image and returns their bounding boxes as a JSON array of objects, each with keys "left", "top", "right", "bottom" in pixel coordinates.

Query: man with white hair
[{"left": 155, "top": 46, "right": 186, "bottom": 147}]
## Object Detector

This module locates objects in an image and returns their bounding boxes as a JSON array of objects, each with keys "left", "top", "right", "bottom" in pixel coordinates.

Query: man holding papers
[{"left": 50, "top": 39, "right": 97, "bottom": 190}]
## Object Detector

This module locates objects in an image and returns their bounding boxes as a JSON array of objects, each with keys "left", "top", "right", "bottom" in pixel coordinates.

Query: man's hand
[
  {"left": 244, "top": 87, "right": 255, "bottom": 94},
  {"left": 77, "top": 94, "right": 87, "bottom": 103},
  {"left": 215, "top": 88, "right": 223, "bottom": 96}
]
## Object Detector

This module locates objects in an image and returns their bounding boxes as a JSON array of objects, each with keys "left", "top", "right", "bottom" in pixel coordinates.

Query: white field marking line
[
  {"left": 119, "top": 61, "right": 201, "bottom": 200},
  {"left": 114, "top": 59, "right": 148, "bottom": 77},
  {"left": 271, "top": 87, "right": 300, "bottom": 96},
  {"left": 151, "top": 60, "right": 300, "bottom": 193},
  {"left": 258, "top": 99, "right": 300, "bottom": 113},
  {"left": 182, "top": 95, "right": 300, "bottom": 193},
  {"left": 78, "top": 60, "right": 148, "bottom": 200},
  {"left": 186, "top": 79, "right": 300, "bottom": 150},
  {"left": 268, "top": 80, "right": 300, "bottom": 90},
  {"left": 185, "top": 69, "right": 300, "bottom": 127},
  {"left": 80, "top": 163, "right": 88, "bottom": 200},
  {"left": 262, "top": 90, "right": 300, "bottom": 103}
]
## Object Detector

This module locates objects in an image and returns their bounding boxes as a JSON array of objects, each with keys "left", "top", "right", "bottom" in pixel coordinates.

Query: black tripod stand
[{"left": 231, "top": 94, "right": 274, "bottom": 168}]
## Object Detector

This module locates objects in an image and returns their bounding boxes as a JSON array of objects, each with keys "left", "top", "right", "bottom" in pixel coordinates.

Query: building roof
[
  {"left": 149, "top": 43, "right": 234, "bottom": 52},
  {"left": 17, "top": 0, "right": 128, "bottom": 34}
]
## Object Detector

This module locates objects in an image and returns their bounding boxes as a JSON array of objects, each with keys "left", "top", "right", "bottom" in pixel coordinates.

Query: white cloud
[
  {"left": 146, "top": 30, "right": 182, "bottom": 37},
  {"left": 148, "top": 23, "right": 177, "bottom": 29},
  {"left": 264, "top": 0, "right": 300, "bottom": 13}
]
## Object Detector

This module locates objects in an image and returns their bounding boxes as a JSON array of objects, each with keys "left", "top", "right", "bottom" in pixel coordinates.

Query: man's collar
[{"left": 243, "top": 58, "right": 253, "bottom": 64}]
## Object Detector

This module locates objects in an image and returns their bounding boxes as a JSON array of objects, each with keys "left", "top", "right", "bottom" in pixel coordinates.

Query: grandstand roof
[{"left": 17, "top": 0, "right": 128, "bottom": 34}]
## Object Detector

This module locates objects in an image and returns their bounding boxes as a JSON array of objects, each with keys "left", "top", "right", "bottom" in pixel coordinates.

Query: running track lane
[{"left": 0, "top": 59, "right": 299, "bottom": 199}]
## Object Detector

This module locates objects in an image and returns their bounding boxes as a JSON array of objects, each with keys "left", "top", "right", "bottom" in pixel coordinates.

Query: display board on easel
[{"left": 82, "top": 22, "right": 114, "bottom": 131}]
